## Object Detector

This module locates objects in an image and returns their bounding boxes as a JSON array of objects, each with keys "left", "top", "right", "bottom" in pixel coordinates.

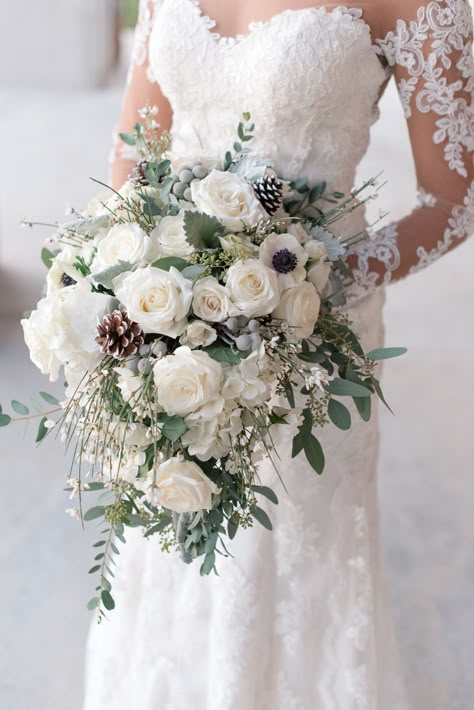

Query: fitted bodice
[{"left": 149, "top": 1, "right": 388, "bottom": 195}]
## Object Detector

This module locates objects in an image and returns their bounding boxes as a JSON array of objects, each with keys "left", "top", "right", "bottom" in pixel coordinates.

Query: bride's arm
[
  {"left": 110, "top": 0, "right": 172, "bottom": 190},
  {"left": 345, "top": 0, "right": 474, "bottom": 300}
]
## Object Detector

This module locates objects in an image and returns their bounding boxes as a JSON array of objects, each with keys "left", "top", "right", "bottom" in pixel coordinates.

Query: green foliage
[
  {"left": 0, "top": 414, "right": 12, "bottom": 427},
  {"left": 203, "top": 344, "right": 246, "bottom": 365},
  {"left": 292, "top": 408, "right": 313, "bottom": 458},
  {"left": 35, "top": 417, "right": 48, "bottom": 443},
  {"left": 304, "top": 433, "right": 325, "bottom": 475},
  {"left": 151, "top": 256, "right": 188, "bottom": 271},
  {"left": 328, "top": 399, "right": 351, "bottom": 431},
  {"left": 251, "top": 485, "right": 279, "bottom": 505},
  {"left": 366, "top": 347, "right": 407, "bottom": 360},
  {"left": 160, "top": 415, "right": 188, "bottom": 442},
  {"left": 251, "top": 505, "right": 273, "bottom": 531},
  {"left": 41, "top": 247, "right": 57, "bottom": 269},
  {"left": 40, "top": 391, "right": 60, "bottom": 405},
  {"left": 327, "top": 378, "right": 372, "bottom": 398},
  {"left": 183, "top": 211, "right": 224, "bottom": 250},
  {"left": 84, "top": 506, "right": 106, "bottom": 522},
  {"left": 11, "top": 401, "right": 29, "bottom": 415}
]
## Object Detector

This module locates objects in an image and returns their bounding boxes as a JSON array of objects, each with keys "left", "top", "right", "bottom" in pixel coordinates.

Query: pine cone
[
  {"left": 96, "top": 309, "right": 144, "bottom": 359},
  {"left": 253, "top": 175, "right": 283, "bottom": 215},
  {"left": 61, "top": 272, "right": 77, "bottom": 287},
  {"left": 129, "top": 160, "right": 149, "bottom": 187}
]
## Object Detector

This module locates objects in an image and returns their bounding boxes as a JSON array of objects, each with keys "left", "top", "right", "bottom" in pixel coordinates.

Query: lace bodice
[{"left": 112, "top": 0, "right": 474, "bottom": 301}]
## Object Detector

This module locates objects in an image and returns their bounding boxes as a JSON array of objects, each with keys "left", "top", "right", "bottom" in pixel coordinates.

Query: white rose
[
  {"left": 114, "top": 266, "right": 193, "bottom": 336},
  {"left": 150, "top": 212, "right": 194, "bottom": 257},
  {"left": 191, "top": 170, "right": 266, "bottom": 231},
  {"left": 145, "top": 457, "right": 220, "bottom": 513},
  {"left": 180, "top": 320, "right": 217, "bottom": 349},
  {"left": 192, "top": 277, "right": 231, "bottom": 322},
  {"left": 153, "top": 346, "right": 224, "bottom": 416},
  {"left": 259, "top": 232, "right": 308, "bottom": 289},
  {"left": 304, "top": 240, "right": 327, "bottom": 262},
  {"left": 307, "top": 261, "right": 331, "bottom": 294},
  {"left": 226, "top": 259, "right": 281, "bottom": 317},
  {"left": 92, "top": 223, "right": 155, "bottom": 271},
  {"left": 272, "top": 281, "right": 321, "bottom": 341}
]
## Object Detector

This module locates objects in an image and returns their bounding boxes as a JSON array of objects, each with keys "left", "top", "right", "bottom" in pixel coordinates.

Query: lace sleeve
[
  {"left": 109, "top": 0, "right": 172, "bottom": 190},
  {"left": 346, "top": 0, "right": 474, "bottom": 300}
]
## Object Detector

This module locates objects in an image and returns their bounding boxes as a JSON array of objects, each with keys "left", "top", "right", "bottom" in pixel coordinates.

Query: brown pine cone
[
  {"left": 129, "top": 160, "right": 149, "bottom": 187},
  {"left": 96, "top": 309, "right": 144, "bottom": 359}
]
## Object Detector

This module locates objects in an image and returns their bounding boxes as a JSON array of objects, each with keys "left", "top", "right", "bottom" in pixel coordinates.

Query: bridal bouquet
[{"left": 2, "top": 110, "right": 405, "bottom": 617}]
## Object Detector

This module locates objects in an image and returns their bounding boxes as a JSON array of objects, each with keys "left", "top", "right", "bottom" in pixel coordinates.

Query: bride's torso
[{"left": 148, "top": 0, "right": 389, "bottom": 201}]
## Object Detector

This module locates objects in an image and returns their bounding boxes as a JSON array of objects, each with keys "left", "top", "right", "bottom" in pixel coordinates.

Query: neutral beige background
[{"left": 0, "top": 9, "right": 473, "bottom": 710}]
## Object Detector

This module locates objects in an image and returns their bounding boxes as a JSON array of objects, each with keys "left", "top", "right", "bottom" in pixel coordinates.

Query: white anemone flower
[{"left": 259, "top": 232, "right": 308, "bottom": 288}]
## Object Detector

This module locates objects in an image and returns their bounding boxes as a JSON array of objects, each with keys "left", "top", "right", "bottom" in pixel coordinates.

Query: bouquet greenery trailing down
[{"left": 1, "top": 109, "right": 405, "bottom": 619}]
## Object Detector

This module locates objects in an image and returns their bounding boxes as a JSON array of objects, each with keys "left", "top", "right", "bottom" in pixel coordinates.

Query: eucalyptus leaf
[
  {"left": 88, "top": 565, "right": 101, "bottom": 575},
  {"left": 145, "top": 518, "right": 171, "bottom": 537},
  {"left": 251, "top": 506, "right": 273, "bottom": 531},
  {"left": 151, "top": 256, "right": 188, "bottom": 272},
  {"left": 366, "top": 347, "right": 407, "bottom": 360},
  {"left": 327, "top": 378, "right": 372, "bottom": 398},
  {"left": 84, "top": 506, "right": 106, "bottom": 522},
  {"left": 227, "top": 514, "right": 240, "bottom": 540},
  {"left": 39, "top": 391, "right": 60, "bottom": 405},
  {"left": 119, "top": 131, "right": 137, "bottom": 145},
  {"left": 200, "top": 551, "right": 216, "bottom": 576},
  {"left": 101, "top": 590, "right": 115, "bottom": 611},
  {"left": 11, "top": 400, "right": 28, "bottom": 415},
  {"left": 353, "top": 396, "right": 372, "bottom": 422},
  {"left": 0, "top": 414, "right": 11, "bottom": 427},
  {"left": 160, "top": 415, "right": 188, "bottom": 442},
  {"left": 203, "top": 345, "right": 245, "bottom": 365},
  {"left": 35, "top": 416, "right": 48, "bottom": 442},
  {"left": 41, "top": 247, "right": 57, "bottom": 269},
  {"left": 304, "top": 434, "right": 325, "bottom": 474},
  {"left": 251, "top": 485, "right": 279, "bottom": 505},
  {"left": 87, "top": 597, "right": 100, "bottom": 610},
  {"left": 328, "top": 399, "right": 352, "bottom": 431}
]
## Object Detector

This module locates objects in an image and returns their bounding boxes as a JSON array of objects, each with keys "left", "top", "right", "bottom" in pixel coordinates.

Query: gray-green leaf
[
  {"left": 183, "top": 211, "right": 224, "bottom": 250},
  {"left": 328, "top": 399, "right": 352, "bottom": 431},
  {"left": 327, "top": 378, "right": 372, "bottom": 398},
  {"left": 251, "top": 506, "right": 273, "bottom": 531},
  {"left": 304, "top": 433, "right": 325, "bottom": 474},
  {"left": 366, "top": 347, "right": 407, "bottom": 360}
]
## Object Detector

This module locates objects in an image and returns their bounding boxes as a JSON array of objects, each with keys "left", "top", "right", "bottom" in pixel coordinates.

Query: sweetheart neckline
[{"left": 186, "top": 1, "right": 372, "bottom": 47}]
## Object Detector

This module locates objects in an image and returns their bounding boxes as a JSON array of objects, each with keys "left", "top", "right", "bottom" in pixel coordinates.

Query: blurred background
[{"left": 0, "top": 1, "right": 473, "bottom": 708}]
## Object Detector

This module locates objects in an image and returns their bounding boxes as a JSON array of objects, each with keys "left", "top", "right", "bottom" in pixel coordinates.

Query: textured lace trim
[
  {"left": 189, "top": 2, "right": 365, "bottom": 46},
  {"left": 346, "top": 223, "right": 401, "bottom": 300},
  {"left": 409, "top": 179, "right": 474, "bottom": 273},
  {"left": 376, "top": 0, "right": 474, "bottom": 176}
]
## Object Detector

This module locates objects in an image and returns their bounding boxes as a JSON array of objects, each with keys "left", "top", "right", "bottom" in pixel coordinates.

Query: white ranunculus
[
  {"left": 22, "top": 281, "right": 109, "bottom": 382},
  {"left": 226, "top": 259, "right": 281, "bottom": 317},
  {"left": 307, "top": 261, "right": 331, "bottom": 294},
  {"left": 192, "top": 276, "right": 231, "bottom": 322},
  {"left": 182, "top": 405, "right": 243, "bottom": 461},
  {"left": 259, "top": 232, "right": 308, "bottom": 289},
  {"left": 218, "top": 233, "right": 257, "bottom": 257},
  {"left": 114, "top": 266, "right": 193, "bottom": 336},
  {"left": 272, "top": 281, "right": 321, "bottom": 341},
  {"left": 146, "top": 457, "right": 220, "bottom": 512},
  {"left": 153, "top": 346, "right": 224, "bottom": 416},
  {"left": 22, "top": 293, "right": 71, "bottom": 381},
  {"left": 92, "top": 223, "right": 155, "bottom": 271},
  {"left": 191, "top": 169, "right": 266, "bottom": 231},
  {"left": 180, "top": 320, "right": 217, "bottom": 349},
  {"left": 288, "top": 222, "right": 311, "bottom": 243},
  {"left": 150, "top": 211, "right": 194, "bottom": 257}
]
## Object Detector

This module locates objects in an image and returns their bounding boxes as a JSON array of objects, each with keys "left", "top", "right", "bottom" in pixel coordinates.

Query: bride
[{"left": 82, "top": 1, "right": 474, "bottom": 708}]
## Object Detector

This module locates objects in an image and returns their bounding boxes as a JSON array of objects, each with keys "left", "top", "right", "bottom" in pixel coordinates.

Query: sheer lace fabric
[{"left": 84, "top": 2, "right": 472, "bottom": 708}]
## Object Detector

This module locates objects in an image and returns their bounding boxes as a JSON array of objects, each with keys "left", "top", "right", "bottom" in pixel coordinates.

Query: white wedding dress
[{"left": 82, "top": 2, "right": 474, "bottom": 708}]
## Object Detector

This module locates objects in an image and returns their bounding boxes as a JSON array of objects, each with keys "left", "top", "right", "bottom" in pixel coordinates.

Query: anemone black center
[
  {"left": 272, "top": 248, "right": 298, "bottom": 274},
  {"left": 61, "top": 272, "right": 77, "bottom": 287}
]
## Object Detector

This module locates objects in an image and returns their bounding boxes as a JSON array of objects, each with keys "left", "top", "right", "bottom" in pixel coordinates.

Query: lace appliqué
[
  {"left": 409, "top": 179, "right": 474, "bottom": 273},
  {"left": 377, "top": 0, "right": 473, "bottom": 176},
  {"left": 346, "top": 223, "right": 400, "bottom": 300},
  {"left": 128, "top": 0, "right": 161, "bottom": 85}
]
